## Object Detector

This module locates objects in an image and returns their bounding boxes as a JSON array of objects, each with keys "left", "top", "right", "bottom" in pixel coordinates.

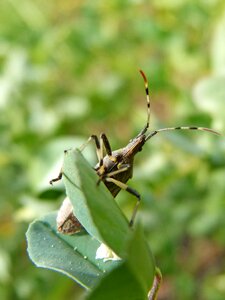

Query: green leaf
[
  {"left": 126, "top": 225, "right": 155, "bottom": 294},
  {"left": 62, "top": 149, "right": 131, "bottom": 258},
  {"left": 86, "top": 263, "right": 147, "bottom": 300},
  {"left": 26, "top": 212, "right": 119, "bottom": 289},
  {"left": 86, "top": 225, "right": 155, "bottom": 300}
]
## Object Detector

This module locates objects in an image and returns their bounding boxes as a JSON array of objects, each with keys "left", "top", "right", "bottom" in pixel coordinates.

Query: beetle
[{"left": 51, "top": 70, "right": 219, "bottom": 231}]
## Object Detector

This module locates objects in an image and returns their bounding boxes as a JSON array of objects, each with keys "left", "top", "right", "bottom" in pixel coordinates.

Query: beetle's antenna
[
  {"left": 137, "top": 70, "right": 151, "bottom": 136},
  {"left": 146, "top": 126, "right": 220, "bottom": 141}
]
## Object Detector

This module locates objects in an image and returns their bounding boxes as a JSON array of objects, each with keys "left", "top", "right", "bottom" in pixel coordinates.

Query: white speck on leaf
[{"left": 95, "top": 243, "right": 121, "bottom": 262}]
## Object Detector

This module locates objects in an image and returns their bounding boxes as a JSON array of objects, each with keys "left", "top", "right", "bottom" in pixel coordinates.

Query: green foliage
[
  {"left": 27, "top": 213, "right": 105, "bottom": 289},
  {"left": 26, "top": 151, "right": 155, "bottom": 298},
  {"left": 87, "top": 226, "right": 154, "bottom": 300},
  {"left": 1, "top": 0, "right": 225, "bottom": 299}
]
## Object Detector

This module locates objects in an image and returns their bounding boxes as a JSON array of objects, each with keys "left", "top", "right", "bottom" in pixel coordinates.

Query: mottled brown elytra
[{"left": 51, "top": 70, "right": 219, "bottom": 232}]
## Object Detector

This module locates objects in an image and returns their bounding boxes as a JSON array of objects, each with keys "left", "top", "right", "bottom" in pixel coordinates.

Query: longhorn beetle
[{"left": 50, "top": 70, "right": 219, "bottom": 232}]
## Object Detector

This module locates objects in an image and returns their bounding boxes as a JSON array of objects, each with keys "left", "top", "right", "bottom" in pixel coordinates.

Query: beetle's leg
[
  {"left": 79, "top": 135, "right": 103, "bottom": 164},
  {"left": 100, "top": 133, "right": 117, "bottom": 163},
  {"left": 105, "top": 177, "right": 141, "bottom": 227},
  {"left": 49, "top": 150, "right": 69, "bottom": 185},
  {"left": 100, "top": 133, "right": 112, "bottom": 155},
  {"left": 105, "top": 164, "right": 130, "bottom": 178},
  {"left": 50, "top": 135, "right": 101, "bottom": 185},
  {"left": 50, "top": 168, "right": 63, "bottom": 185},
  {"left": 97, "top": 164, "right": 130, "bottom": 185},
  {"left": 81, "top": 134, "right": 113, "bottom": 168},
  {"left": 97, "top": 133, "right": 116, "bottom": 179}
]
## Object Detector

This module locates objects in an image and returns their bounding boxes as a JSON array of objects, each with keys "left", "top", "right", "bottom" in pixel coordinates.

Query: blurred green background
[{"left": 0, "top": 0, "right": 225, "bottom": 299}]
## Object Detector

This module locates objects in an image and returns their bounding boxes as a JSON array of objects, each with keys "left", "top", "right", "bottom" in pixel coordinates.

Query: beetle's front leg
[
  {"left": 79, "top": 135, "right": 102, "bottom": 164},
  {"left": 50, "top": 169, "right": 63, "bottom": 185},
  {"left": 49, "top": 150, "right": 68, "bottom": 185},
  {"left": 105, "top": 164, "right": 130, "bottom": 178}
]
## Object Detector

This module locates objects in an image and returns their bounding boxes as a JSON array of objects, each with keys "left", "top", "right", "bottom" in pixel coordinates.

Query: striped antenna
[
  {"left": 146, "top": 126, "right": 220, "bottom": 141},
  {"left": 137, "top": 70, "right": 220, "bottom": 140},
  {"left": 138, "top": 70, "right": 151, "bottom": 135}
]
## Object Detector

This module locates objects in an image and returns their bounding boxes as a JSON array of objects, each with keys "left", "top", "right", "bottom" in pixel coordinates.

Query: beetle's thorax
[
  {"left": 95, "top": 134, "right": 146, "bottom": 176},
  {"left": 123, "top": 134, "right": 146, "bottom": 159}
]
